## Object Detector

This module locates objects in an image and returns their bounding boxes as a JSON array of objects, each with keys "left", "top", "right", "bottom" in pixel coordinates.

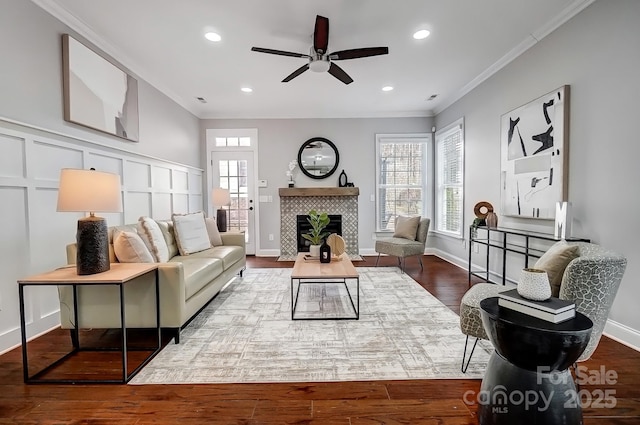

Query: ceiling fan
[{"left": 251, "top": 15, "right": 389, "bottom": 85}]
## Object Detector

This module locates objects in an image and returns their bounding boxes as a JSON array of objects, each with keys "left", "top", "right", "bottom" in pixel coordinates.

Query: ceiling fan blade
[
  {"left": 251, "top": 47, "right": 310, "bottom": 58},
  {"left": 313, "top": 15, "right": 329, "bottom": 54},
  {"left": 282, "top": 64, "right": 310, "bottom": 82},
  {"left": 329, "top": 47, "right": 389, "bottom": 60},
  {"left": 328, "top": 63, "right": 353, "bottom": 85}
]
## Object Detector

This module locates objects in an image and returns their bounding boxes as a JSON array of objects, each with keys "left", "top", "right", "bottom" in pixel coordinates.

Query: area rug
[{"left": 130, "top": 267, "right": 493, "bottom": 384}]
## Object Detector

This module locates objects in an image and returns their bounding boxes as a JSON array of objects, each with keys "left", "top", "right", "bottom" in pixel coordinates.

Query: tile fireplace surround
[{"left": 279, "top": 187, "right": 359, "bottom": 261}]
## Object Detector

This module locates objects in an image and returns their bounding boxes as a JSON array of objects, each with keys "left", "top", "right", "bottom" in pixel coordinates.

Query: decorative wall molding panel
[{"left": 0, "top": 119, "right": 203, "bottom": 354}]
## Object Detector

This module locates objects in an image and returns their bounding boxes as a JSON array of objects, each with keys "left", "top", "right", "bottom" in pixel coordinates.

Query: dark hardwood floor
[{"left": 1, "top": 255, "right": 638, "bottom": 424}]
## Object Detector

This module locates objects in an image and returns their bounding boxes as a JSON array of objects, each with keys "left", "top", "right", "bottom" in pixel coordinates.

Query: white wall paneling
[{"left": 0, "top": 119, "right": 203, "bottom": 354}]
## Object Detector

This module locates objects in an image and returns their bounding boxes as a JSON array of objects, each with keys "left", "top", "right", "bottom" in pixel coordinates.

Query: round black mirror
[{"left": 297, "top": 137, "right": 340, "bottom": 179}]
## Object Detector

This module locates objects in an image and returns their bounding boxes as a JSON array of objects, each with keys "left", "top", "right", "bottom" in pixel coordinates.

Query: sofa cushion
[
  {"left": 156, "top": 220, "right": 179, "bottom": 258},
  {"left": 172, "top": 211, "right": 212, "bottom": 255},
  {"left": 186, "top": 245, "right": 245, "bottom": 270},
  {"left": 205, "top": 217, "right": 223, "bottom": 246},
  {"left": 138, "top": 217, "right": 170, "bottom": 262},
  {"left": 393, "top": 215, "right": 421, "bottom": 240},
  {"left": 534, "top": 241, "right": 580, "bottom": 297},
  {"left": 169, "top": 255, "right": 224, "bottom": 299},
  {"left": 113, "top": 230, "right": 154, "bottom": 263}
]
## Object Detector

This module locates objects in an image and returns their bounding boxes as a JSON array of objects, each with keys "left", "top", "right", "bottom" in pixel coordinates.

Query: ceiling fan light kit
[
  {"left": 251, "top": 15, "right": 389, "bottom": 84},
  {"left": 309, "top": 60, "right": 330, "bottom": 73}
]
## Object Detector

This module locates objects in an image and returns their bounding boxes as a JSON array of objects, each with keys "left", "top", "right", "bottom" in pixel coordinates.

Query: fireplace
[
  {"left": 278, "top": 187, "right": 359, "bottom": 260},
  {"left": 296, "top": 214, "right": 342, "bottom": 252}
]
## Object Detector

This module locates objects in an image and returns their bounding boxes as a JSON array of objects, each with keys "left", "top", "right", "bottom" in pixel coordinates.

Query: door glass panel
[{"left": 217, "top": 159, "right": 250, "bottom": 238}]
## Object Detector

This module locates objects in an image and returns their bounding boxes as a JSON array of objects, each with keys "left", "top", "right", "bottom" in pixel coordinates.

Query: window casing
[
  {"left": 435, "top": 119, "right": 464, "bottom": 238},
  {"left": 375, "top": 134, "right": 432, "bottom": 232}
]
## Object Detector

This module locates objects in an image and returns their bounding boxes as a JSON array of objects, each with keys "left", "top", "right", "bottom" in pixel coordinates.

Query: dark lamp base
[
  {"left": 76, "top": 216, "right": 110, "bottom": 275},
  {"left": 216, "top": 208, "right": 227, "bottom": 232}
]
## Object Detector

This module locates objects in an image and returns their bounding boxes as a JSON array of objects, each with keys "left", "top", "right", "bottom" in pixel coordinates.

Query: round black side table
[{"left": 478, "top": 297, "right": 593, "bottom": 425}]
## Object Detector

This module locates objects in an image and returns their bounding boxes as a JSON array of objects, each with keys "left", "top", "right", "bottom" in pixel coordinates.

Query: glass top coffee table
[{"left": 290, "top": 252, "right": 360, "bottom": 320}]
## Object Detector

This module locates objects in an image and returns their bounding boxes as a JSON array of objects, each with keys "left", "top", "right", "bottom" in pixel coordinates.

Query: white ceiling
[{"left": 35, "top": 0, "right": 592, "bottom": 119}]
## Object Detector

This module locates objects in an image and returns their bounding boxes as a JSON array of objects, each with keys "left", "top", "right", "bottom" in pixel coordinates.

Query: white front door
[{"left": 211, "top": 151, "right": 256, "bottom": 255}]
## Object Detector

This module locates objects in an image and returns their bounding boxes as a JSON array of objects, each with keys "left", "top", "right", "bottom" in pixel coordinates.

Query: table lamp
[
  {"left": 57, "top": 168, "right": 123, "bottom": 275},
  {"left": 212, "top": 188, "right": 230, "bottom": 232}
]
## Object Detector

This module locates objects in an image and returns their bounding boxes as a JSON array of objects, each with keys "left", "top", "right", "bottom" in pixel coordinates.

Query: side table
[
  {"left": 18, "top": 263, "right": 161, "bottom": 384},
  {"left": 478, "top": 297, "right": 593, "bottom": 424}
]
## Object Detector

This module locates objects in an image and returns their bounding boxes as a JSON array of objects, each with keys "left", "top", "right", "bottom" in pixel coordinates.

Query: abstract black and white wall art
[
  {"left": 500, "top": 86, "right": 569, "bottom": 219},
  {"left": 62, "top": 34, "right": 139, "bottom": 142}
]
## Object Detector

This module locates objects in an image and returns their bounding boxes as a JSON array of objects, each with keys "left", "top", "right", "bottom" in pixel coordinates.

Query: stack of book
[{"left": 498, "top": 289, "right": 575, "bottom": 323}]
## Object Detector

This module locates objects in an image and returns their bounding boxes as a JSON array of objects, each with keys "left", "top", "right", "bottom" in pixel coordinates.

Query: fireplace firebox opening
[{"left": 296, "top": 214, "right": 342, "bottom": 252}]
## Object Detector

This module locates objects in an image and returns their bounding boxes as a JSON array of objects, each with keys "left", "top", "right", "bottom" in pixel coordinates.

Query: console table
[
  {"left": 468, "top": 226, "right": 589, "bottom": 286},
  {"left": 18, "top": 263, "right": 161, "bottom": 384},
  {"left": 478, "top": 297, "right": 593, "bottom": 424}
]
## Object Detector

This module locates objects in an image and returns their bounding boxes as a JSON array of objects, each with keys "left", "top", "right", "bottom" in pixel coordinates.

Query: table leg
[
  {"left": 119, "top": 283, "right": 128, "bottom": 382},
  {"left": 19, "top": 285, "right": 29, "bottom": 382}
]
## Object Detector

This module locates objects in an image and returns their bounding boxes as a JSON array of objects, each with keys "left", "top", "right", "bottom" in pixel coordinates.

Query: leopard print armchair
[{"left": 560, "top": 242, "right": 627, "bottom": 361}]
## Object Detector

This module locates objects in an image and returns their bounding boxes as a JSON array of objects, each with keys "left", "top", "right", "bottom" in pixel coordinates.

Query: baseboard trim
[
  {"left": 604, "top": 320, "right": 640, "bottom": 353},
  {"left": 0, "top": 316, "right": 60, "bottom": 356},
  {"left": 255, "top": 249, "right": 280, "bottom": 257}
]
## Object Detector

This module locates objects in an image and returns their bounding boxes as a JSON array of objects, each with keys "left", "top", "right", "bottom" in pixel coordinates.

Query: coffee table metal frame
[
  {"left": 18, "top": 263, "right": 161, "bottom": 384},
  {"left": 290, "top": 253, "right": 359, "bottom": 320}
]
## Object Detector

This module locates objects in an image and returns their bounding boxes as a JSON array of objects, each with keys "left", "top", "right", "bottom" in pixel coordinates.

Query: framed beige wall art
[
  {"left": 500, "top": 85, "right": 569, "bottom": 219},
  {"left": 62, "top": 34, "right": 139, "bottom": 142}
]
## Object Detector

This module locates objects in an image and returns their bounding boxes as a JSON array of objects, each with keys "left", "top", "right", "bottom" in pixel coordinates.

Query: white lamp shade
[
  {"left": 212, "top": 187, "right": 231, "bottom": 208},
  {"left": 57, "top": 168, "right": 123, "bottom": 213}
]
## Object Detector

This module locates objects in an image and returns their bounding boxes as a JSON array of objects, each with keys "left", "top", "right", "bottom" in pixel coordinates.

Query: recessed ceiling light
[
  {"left": 413, "top": 30, "right": 431, "bottom": 40},
  {"left": 382, "top": 86, "right": 394, "bottom": 92},
  {"left": 204, "top": 32, "right": 221, "bottom": 42},
  {"left": 241, "top": 87, "right": 253, "bottom": 93}
]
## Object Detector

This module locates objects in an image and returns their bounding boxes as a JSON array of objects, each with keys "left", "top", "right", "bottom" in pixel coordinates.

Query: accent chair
[
  {"left": 460, "top": 241, "right": 627, "bottom": 372},
  {"left": 375, "top": 217, "right": 430, "bottom": 273}
]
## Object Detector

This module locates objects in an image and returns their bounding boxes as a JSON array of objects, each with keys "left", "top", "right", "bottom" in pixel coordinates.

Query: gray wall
[
  {"left": 434, "top": 0, "right": 640, "bottom": 339},
  {"left": 201, "top": 117, "right": 432, "bottom": 253},
  {"left": 0, "top": 0, "right": 201, "bottom": 168}
]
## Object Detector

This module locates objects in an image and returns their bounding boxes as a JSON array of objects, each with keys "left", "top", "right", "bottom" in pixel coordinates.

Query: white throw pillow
[
  {"left": 205, "top": 217, "right": 223, "bottom": 246},
  {"left": 172, "top": 211, "right": 212, "bottom": 255},
  {"left": 113, "top": 231, "right": 154, "bottom": 263},
  {"left": 393, "top": 215, "right": 421, "bottom": 240},
  {"left": 156, "top": 220, "right": 179, "bottom": 259},
  {"left": 137, "top": 217, "right": 171, "bottom": 262}
]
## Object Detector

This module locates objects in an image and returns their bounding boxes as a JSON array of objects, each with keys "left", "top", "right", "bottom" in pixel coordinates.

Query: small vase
[
  {"left": 517, "top": 268, "right": 552, "bottom": 301},
  {"left": 320, "top": 239, "right": 331, "bottom": 263},
  {"left": 309, "top": 244, "right": 321, "bottom": 257},
  {"left": 485, "top": 211, "right": 498, "bottom": 228}
]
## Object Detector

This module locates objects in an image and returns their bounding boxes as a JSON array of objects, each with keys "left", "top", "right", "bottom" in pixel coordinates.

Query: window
[
  {"left": 435, "top": 119, "right": 464, "bottom": 237},
  {"left": 375, "top": 134, "right": 432, "bottom": 232},
  {"left": 215, "top": 136, "right": 251, "bottom": 147}
]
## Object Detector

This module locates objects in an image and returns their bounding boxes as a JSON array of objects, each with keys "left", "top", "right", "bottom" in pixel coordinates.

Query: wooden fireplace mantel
[{"left": 278, "top": 187, "right": 359, "bottom": 197}]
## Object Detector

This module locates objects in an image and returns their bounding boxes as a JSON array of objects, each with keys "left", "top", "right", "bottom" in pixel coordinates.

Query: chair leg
[
  {"left": 461, "top": 335, "right": 479, "bottom": 373},
  {"left": 418, "top": 256, "right": 424, "bottom": 270},
  {"left": 375, "top": 253, "right": 381, "bottom": 267},
  {"left": 400, "top": 257, "right": 405, "bottom": 274}
]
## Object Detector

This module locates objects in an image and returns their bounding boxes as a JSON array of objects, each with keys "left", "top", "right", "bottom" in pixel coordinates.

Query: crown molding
[
  {"left": 31, "top": 0, "right": 200, "bottom": 118},
  {"left": 434, "top": 0, "right": 596, "bottom": 116}
]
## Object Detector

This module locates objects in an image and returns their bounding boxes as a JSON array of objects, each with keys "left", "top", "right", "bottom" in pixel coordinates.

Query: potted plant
[{"left": 302, "top": 209, "right": 330, "bottom": 257}]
